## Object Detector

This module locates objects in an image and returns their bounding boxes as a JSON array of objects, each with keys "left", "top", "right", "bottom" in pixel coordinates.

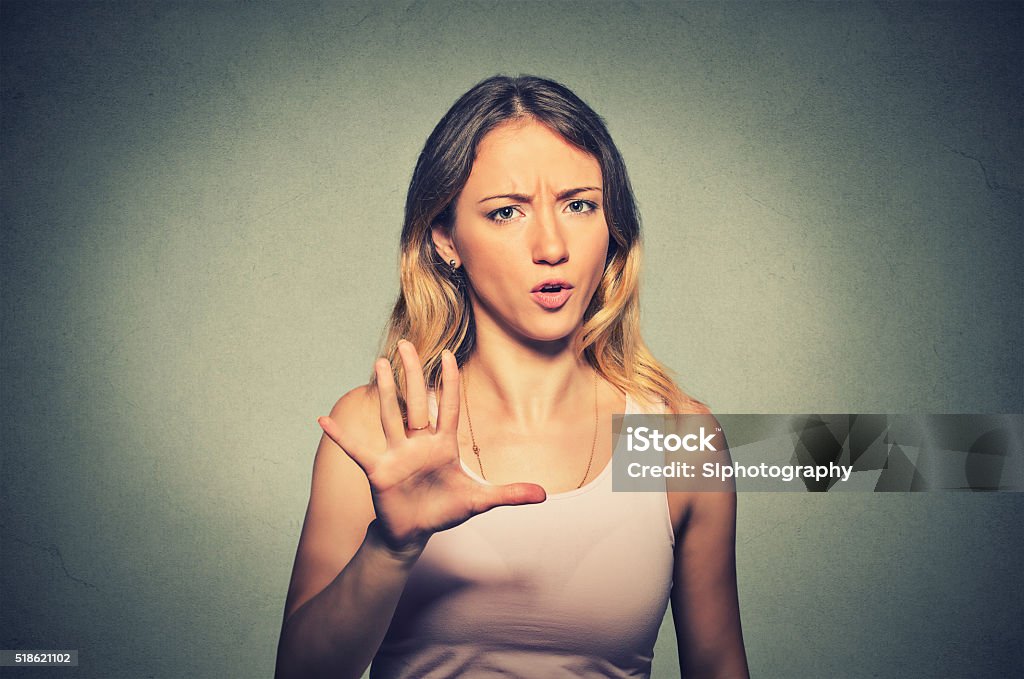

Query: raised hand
[{"left": 318, "top": 340, "right": 547, "bottom": 555}]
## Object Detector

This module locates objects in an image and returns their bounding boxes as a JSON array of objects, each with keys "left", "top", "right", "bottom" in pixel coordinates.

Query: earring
[{"left": 448, "top": 258, "right": 465, "bottom": 289}]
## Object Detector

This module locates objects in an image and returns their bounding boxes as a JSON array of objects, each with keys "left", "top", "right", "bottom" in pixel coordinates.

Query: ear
[{"left": 430, "top": 222, "right": 459, "bottom": 266}]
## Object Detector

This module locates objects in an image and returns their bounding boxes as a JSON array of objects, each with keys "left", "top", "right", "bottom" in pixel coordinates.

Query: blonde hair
[{"left": 369, "top": 74, "right": 708, "bottom": 417}]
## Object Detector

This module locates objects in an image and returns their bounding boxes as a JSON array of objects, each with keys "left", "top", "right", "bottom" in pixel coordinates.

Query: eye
[
  {"left": 566, "top": 200, "right": 598, "bottom": 215},
  {"left": 487, "top": 206, "right": 522, "bottom": 223}
]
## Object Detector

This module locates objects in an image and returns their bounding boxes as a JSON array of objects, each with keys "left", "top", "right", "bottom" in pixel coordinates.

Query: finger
[
  {"left": 472, "top": 482, "right": 547, "bottom": 514},
  {"left": 398, "top": 339, "right": 429, "bottom": 431},
  {"left": 317, "top": 416, "right": 375, "bottom": 474},
  {"left": 375, "top": 357, "right": 407, "bottom": 443},
  {"left": 436, "top": 349, "right": 461, "bottom": 435}
]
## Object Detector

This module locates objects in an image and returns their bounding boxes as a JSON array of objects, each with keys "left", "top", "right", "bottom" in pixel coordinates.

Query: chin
[
  {"left": 479, "top": 296, "right": 588, "bottom": 343},
  {"left": 519, "top": 318, "right": 583, "bottom": 343}
]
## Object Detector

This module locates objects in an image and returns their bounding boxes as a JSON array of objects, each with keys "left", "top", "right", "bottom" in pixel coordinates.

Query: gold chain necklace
[{"left": 461, "top": 368, "right": 599, "bottom": 489}]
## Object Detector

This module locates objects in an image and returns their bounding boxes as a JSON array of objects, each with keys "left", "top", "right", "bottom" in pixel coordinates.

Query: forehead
[{"left": 464, "top": 119, "right": 601, "bottom": 192}]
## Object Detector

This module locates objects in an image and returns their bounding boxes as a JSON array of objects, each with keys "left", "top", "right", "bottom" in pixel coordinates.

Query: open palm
[{"left": 319, "top": 341, "right": 547, "bottom": 553}]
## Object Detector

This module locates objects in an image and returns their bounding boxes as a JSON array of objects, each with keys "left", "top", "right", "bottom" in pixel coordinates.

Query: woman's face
[{"left": 435, "top": 118, "right": 609, "bottom": 345}]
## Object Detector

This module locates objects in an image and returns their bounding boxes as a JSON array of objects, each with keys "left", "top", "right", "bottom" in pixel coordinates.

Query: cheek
[
  {"left": 463, "top": 243, "right": 507, "bottom": 283},
  {"left": 462, "top": 245, "right": 522, "bottom": 296},
  {"left": 586, "top": 230, "right": 611, "bottom": 279}
]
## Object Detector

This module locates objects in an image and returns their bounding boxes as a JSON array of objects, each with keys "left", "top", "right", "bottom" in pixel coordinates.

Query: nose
[{"left": 531, "top": 207, "right": 569, "bottom": 266}]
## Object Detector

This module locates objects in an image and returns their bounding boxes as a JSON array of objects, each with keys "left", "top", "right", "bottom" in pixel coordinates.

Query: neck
[{"left": 460, "top": 326, "right": 596, "bottom": 430}]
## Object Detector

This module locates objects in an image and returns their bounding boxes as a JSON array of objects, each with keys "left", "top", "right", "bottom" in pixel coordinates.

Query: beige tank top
[{"left": 369, "top": 390, "right": 675, "bottom": 678}]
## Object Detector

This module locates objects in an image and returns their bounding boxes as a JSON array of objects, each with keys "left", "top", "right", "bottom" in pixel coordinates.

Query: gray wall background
[{"left": 2, "top": 1, "right": 1021, "bottom": 677}]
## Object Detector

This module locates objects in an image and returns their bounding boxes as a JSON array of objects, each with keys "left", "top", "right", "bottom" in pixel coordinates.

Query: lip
[
  {"left": 530, "top": 279, "right": 574, "bottom": 293},
  {"left": 530, "top": 288, "right": 573, "bottom": 309}
]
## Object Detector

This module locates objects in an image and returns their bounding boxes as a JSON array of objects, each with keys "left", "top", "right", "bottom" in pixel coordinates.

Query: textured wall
[{"left": 2, "top": 1, "right": 1021, "bottom": 677}]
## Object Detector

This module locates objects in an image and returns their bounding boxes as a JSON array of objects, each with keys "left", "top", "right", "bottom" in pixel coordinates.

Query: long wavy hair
[{"left": 369, "top": 74, "right": 707, "bottom": 417}]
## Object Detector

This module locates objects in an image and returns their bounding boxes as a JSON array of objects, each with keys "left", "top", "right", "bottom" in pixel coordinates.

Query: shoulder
[
  {"left": 328, "top": 382, "right": 378, "bottom": 419},
  {"left": 666, "top": 405, "right": 724, "bottom": 537},
  {"left": 625, "top": 390, "right": 721, "bottom": 536},
  {"left": 325, "top": 383, "right": 386, "bottom": 455},
  {"left": 672, "top": 397, "right": 712, "bottom": 415}
]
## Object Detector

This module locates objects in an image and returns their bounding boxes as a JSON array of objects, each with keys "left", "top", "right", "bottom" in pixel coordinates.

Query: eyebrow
[{"left": 477, "top": 186, "right": 602, "bottom": 204}]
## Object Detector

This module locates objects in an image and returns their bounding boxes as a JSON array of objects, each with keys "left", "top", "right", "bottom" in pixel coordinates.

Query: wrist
[{"left": 364, "top": 519, "right": 428, "bottom": 564}]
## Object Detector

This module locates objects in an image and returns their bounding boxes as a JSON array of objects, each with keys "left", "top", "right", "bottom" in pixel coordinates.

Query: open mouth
[
  {"left": 531, "top": 279, "right": 574, "bottom": 294},
  {"left": 532, "top": 280, "right": 573, "bottom": 311}
]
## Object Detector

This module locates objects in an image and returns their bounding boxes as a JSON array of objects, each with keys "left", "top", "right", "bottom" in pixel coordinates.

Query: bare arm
[
  {"left": 276, "top": 520, "right": 425, "bottom": 679},
  {"left": 274, "top": 390, "right": 418, "bottom": 679},
  {"left": 670, "top": 420, "right": 750, "bottom": 678}
]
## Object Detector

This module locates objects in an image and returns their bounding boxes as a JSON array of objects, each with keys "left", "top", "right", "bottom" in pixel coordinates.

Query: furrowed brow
[
  {"left": 557, "top": 186, "right": 602, "bottom": 201},
  {"left": 477, "top": 186, "right": 602, "bottom": 204},
  {"left": 478, "top": 192, "right": 531, "bottom": 204}
]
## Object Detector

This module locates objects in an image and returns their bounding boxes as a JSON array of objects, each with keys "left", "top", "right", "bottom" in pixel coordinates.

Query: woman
[{"left": 275, "top": 74, "right": 749, "bottom": 679}]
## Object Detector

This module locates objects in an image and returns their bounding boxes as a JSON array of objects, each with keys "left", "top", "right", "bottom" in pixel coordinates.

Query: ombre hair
[{"left": 370, "top": 74, "right": 708, "bottom": 417}]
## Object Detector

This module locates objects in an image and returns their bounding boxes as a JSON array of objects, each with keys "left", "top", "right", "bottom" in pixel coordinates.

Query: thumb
[
  {"left": 473, "top": 482, "right": 547, "bottom": 513},
  {"left": 317, "top": 415, "right": 375, "bottom": 475}
]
